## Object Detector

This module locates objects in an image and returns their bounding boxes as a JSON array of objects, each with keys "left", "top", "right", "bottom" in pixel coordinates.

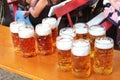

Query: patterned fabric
[{"left": 103, "top": 1, "right": 120, "bottom": 26}]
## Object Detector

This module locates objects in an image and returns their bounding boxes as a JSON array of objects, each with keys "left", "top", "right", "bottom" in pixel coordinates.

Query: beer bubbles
[
  {"left": 71, "top": 39, "right": 91, "bottom": 78},
  {"left": 35, "top": 23, "right": 53, "bottom": 55},
  {"left": 18, "top": 25, "right": 36, "bottom": 57},
  {"left": 10, "top": 21, "right": 25, "bottom": 52}
]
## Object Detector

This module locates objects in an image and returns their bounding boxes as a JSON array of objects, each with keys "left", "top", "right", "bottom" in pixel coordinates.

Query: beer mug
[
  {"left": 35, "top": 23, "right": 53, "bottom": 55},
  {"left": 18, "top": 25, "right": 36, "bottom": 57},
  {"left": 93, "top": 37, "right": 114, "bottom": 75},
  {"left": 42, "top": 17, "right": 58, "bottom": 47},
  {"left": 73, "top": 22, "right": 89, "bottom": 39},
  {"left": 59, "top": 27, "right": 76, "bottom": 39},
  {"left": 10, "top": 21, "right": 25, "bottom": 52},
  {"left": 71, "top": 39, "right": 91, "bottom": 78},
  {"left": 88, "top": 25, "right": 106, "bottom": 58},
  {"left": 56, "top": 36, "right": 73, "bottom": 71},
  {"left": 42, "top": 17, "right": 58, "bottom": 53}
]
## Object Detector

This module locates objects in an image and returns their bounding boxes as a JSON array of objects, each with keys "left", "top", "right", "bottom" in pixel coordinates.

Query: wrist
[{"left": 29, "top": 7, "right": 34, "bottom": 12}]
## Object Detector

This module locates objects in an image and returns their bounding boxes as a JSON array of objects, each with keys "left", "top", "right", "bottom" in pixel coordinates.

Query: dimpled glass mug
[
  {"left": 73, "top": 22, "right": 89, "bottom": 40},
  {"left": 42, "top": 17, "right": 58, "bottom": 53},
  {"left": 35, "top": 23, "right": 53, "bottom": 55},
  {"left": 71, "top": 39, "right": 91, "bottom": 78},
  {"left": 88, "top": 25, "right": 106, "bottom": 58},
  {"left": 56, "top": 35, "right": 73, "bottom": 71},
  {"left": 10, "top": 21, "right": 25, "bottom": 52},
  {"left": 42, "top": 17, "right": 58, "bottom": 47},
  {"left": 18, "top": 25, "right": 36, "bottom": 57},
  {"left": 93, "top": 37, "right": 114, "bottom": 75}
]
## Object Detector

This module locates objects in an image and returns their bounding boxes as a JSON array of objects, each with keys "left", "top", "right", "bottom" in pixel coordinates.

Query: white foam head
[
  {"left": 10, "top": 21, "right": 25, "bottom": 33},
  {"left": 56, "top": 36, "right": 73, "bottom": 50},
  {"left": 59, "top": 27, "right": 76, "bottom": 37},
  {"left": 74, "top": 23, "right": 88, "bottom": 34},
  {"left": 71, "top": 39, "right": 90, "bottom": 56},
  {"left": 60, "top": 35, "right": 74, "bottom": 40},
  {"left": 18, "top": 25, "right": 34, "bottom": 38},
  {"left": 35, "top": 23, "right": 51, "bottom": 36},
  {"left": 89, "top": 25, "right": 106, "bottom": 36},
  {"left": 42, "top": 17, "right": 57, "bottom": 29},
  {"left": 95, "top": 37, "right": 114, "bottom": 49}
]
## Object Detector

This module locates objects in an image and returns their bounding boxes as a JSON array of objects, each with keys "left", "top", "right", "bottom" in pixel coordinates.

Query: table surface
[{"left": 0, "top": 26, "right": 120, "bottom": 80}]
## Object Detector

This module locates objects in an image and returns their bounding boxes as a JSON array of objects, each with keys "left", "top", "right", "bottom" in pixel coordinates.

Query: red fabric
[
  {"left": 101, "top": 20, "right": 112, "bottom": 31},
  {"left": 67, "top": 13, "right": 73, "bottom": 27},
  {"left": 54, "top": 0, "right": 90, "bottom": 18},
  {"left": 54, "top": 0, "right": 89, "bottom": 27}
]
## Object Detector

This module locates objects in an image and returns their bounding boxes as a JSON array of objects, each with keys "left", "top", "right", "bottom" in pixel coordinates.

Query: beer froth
[
  {"left": 95, "top": 38, "right": 114, "bottom": 49},
  {"left": 74, "top": 23, "right": 88, "bottom": 34},
  {"left": 19, "top": 27, "right": 34, "bottom": 38},
  {"left": 10, "top": 21, "right": 25, "bottom": 33},
  {"left": 36, "top": 23, "right": 51, "bottom": 36},
  {"left": 60, "top": 27, "right": 76, "bottom": 38},
  {"left": 56, "top": 38, "right": 72, "bottom": 50},
  {"left": 89, "top": 25, "right": 106, "bottom": 36},
  {"left": 72, "top": 39, "right": 90, "bottom": 56},
  {"left": 42, "top": 17, "right": 57, "bottom": 29}
]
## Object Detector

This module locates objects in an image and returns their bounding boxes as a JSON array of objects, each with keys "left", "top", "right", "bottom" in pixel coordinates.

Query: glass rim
[{"left": 95, "top": 37, "right": 114, "bottom": 49}]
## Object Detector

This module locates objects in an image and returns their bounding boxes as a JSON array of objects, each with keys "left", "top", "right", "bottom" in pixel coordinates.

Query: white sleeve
[{"left": 103, "top": 0, "right": 110, "bottom": 5}]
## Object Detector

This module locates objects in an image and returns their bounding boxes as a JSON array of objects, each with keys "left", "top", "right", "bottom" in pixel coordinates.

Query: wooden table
[{"left": 0, "top": 25, "right": 120, "bottom": 80}]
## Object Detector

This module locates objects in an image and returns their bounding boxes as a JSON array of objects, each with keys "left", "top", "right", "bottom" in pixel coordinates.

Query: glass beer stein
[
  {"left": 88, "top": 25, "right": 106, "bottom": 58},
  {"left": 73, "top": 22, "right": 89, "bottom": 40},
  {"left": 42, "top": 17, "right": 58, "bottom": 47},
  {"left": 71, "top": 39, "right": 91, "bottom": 78},
  {"left": 10, "top": 21, "right": 25, "bottom": 52},
  {"left": 42, "top": 17, "right": 58, "bottom": 53},
  {"left": 18, "top": 25, "right": 36, "bottom": 57},
  {"left": 56, "top": 36, "right": 73, "bottom": 71},
  {"left": 59, "top": 27, "right": 76, "bottom": 39},
  {"left": 35, "top": 23, "right": 53, "bottom": 55},
  {"left": 93, "top": 37, "right": 114, "bottom": 75}
]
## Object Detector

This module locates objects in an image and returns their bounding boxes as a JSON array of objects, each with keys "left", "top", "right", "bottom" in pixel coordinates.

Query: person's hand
[{"left": 24, "top": 11, "right": 30, "bottom": 18}]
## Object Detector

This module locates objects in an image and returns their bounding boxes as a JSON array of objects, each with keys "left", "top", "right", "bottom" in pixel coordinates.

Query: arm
[
  {"left": 30, "top": 0, "right": 38, "bottom": 7},
  {"left": 29, "top": 0, "right": 48, "bottom": 18}
]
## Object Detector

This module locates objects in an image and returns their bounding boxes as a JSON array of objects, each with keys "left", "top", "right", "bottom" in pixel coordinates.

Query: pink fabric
[
  {"left": 116, "top": 0, "right": 120, "bottom": 2},
  {"left": 104, "top": 6, "right": 115, "bottom": 18},
  {"left": 104, "top": 5, "right": 119, "bottom": 23},
  {"left": 110, "top": 12, "right": 118, "bottom": 23}
]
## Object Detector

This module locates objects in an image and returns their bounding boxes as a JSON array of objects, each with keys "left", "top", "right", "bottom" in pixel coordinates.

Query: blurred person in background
[
  {"left": 15, "top": 0, "right": 60, "bottom": 27},
  {"left": 103, "top": 0, "right": 120, "bottom": 50},
  {"left": 0, "top": 0, "right": 13, "bottom": 26},
  {"left": 16, "top": 0, "right": 48, "bottom": 26}
]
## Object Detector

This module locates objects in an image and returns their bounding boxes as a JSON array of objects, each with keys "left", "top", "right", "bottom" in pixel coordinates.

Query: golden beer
[
  {"left": 93, "top": 37, "right": 114, "bottom": 75},
  {"left": 52, "top": 27, "right": 58, "bottom": 46},
  {"left": 59, "top": 27, "right": 76, "bottom": 39},
  {"left": 18, "top": 25, "right": 36, "bottom": 57},
  {"left": 56, "top": 36, "right": 73, "bottom": 71},
  {"left": 88, "top": 25, "right": 106, "bottom": 58},
  {"left": 10, "top": 21, "right": 25, "bottom": 52},
  {"left": 36, "top": 23, "right": 53, "bottom": 55},
  {"left": 71, "top": 39, "right": 91, "bottom": 78},
  {"left": 73, "top": 22, "right": 89, "bottom": 39},
  {"left": 42, "top": 17, "right": 58, "bottom": 52}
]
